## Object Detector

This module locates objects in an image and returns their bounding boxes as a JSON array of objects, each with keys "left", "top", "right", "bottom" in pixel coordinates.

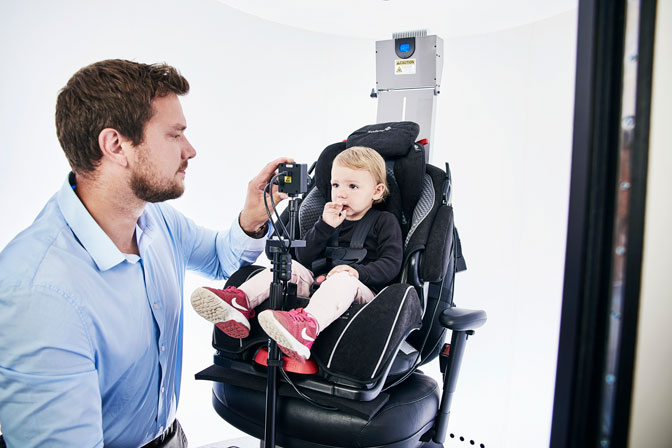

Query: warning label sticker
[{"left": 395, "top": 59, "right": 416, "bottom": 75}]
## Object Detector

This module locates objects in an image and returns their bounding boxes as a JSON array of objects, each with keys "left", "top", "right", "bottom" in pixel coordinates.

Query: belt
[{"left": 141, "top": 420, "right": 178, "bottom": 448}]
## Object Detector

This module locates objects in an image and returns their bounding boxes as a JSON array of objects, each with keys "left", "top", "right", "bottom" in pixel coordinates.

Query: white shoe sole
[
  {"left": 257, "top": 311, "right": 311, "bottom": 361},
  {"left": 191, "top": 287, "right": 250, "bottom": 338}
]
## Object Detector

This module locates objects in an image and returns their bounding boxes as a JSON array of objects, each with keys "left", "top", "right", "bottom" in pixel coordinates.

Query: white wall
[
  {"left": 430, "top": 11, "right": 576, "bottom": 447},
  {"left": 629, "top": 0, "right": 672, "bottom": 445},
  {"left": 0, "top": 1, "right": 577, "bottom": 447}
]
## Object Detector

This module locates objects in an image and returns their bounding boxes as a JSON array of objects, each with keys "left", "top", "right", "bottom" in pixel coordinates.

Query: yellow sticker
[
  {"left": 284, "top": 176, "right": 293, "bottom": 183},
  {"left": 394, "top": 59, "right": 416, "bottom": 75}
]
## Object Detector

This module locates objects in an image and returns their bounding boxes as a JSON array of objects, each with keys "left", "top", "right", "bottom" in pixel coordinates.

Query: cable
[
  {"left": 270, "top": 174, "right": 291, "bottom": 240},
  {"left": 279, "top": 367, "right": 338, "bottom": 411},
  {"left": 263, "top": 172, "right": 292, "bottom": 250},
  {"left": 263, "top": 179, "right": 283, "bottom": 242},
  {"left": 264, "top": 172, "right": 287, "bottom": 240}
]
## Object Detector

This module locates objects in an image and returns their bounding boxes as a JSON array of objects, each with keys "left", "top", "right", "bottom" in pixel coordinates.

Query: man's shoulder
[{"left": 0, "top": 199, "right": 87, "bottom": 290}]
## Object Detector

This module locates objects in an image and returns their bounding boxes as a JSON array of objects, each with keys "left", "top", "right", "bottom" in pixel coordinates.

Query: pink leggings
[{"left": 238, "top": 260, "right": 375, "bottom": 333}]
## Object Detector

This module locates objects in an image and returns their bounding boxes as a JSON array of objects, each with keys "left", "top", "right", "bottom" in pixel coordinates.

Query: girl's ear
[{"left": 372, "top": 183, "right": 386, "bottom": 201}]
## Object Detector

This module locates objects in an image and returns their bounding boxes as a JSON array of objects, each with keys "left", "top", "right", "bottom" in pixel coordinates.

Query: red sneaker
[
  {"left": 190, "top": 286, "right": 255, "bottom": 338},
  {"left": 257, "top": 308, "right": 318, "bottom": 362}
]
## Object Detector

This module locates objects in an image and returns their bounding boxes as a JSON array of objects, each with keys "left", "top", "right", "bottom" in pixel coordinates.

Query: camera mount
[{"left": 262, "top": 164, "right": 311, "bottom": 447}]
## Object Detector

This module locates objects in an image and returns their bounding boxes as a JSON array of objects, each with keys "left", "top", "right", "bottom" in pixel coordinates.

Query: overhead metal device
[{"left": 373, "top": 29, "right": 444, "bottom": 161}]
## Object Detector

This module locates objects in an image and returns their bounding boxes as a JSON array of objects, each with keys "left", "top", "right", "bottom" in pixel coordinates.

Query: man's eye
[
  {"left": 332, "top": 183, "right": 339, "bottom": 188},
  {"left": 349, "top": 184, "right": 358, "bottom": 189}
]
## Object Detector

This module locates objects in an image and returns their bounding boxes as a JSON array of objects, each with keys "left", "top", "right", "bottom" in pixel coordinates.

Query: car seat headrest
[
  {"left": 312, "top": 122, "right": 426, "bottom": 237},
  {"left": 345, "top": 121, "right": 420, "bottom": 157},
  {"left": 314, "top": 141, "right": 348, "bottom": 201}
]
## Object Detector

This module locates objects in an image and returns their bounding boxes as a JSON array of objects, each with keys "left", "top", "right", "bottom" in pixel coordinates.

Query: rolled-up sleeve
[
  {"left": 214, "top": 219, "right": 268, "bottom": 276},
  {"left": 155, "top": 204, "right": 266, "bottom": 280}
]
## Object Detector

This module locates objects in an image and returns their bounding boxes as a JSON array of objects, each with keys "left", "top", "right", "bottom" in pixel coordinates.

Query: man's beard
[{"left": 130, "top": 163, "right": 186, "bottom": 203}]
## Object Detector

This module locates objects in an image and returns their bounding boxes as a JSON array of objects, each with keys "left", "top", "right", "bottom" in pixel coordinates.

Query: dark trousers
[{"left": 142, "top": 419, "right": 188, "bottom": 448}]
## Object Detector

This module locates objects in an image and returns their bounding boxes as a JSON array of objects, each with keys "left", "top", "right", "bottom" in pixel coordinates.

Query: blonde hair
[{"left": 333, "top": 146, "right": 388, "bottom": 203}]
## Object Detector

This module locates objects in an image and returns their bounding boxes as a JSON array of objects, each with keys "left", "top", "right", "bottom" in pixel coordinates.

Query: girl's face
[{"left": 330, "top": 163, "right": 385, "bottom": 221}]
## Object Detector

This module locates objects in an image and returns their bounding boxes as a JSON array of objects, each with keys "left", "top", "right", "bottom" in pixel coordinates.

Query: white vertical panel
[{"left": 629, "top": 0, "right": 672, "bottom": 445}]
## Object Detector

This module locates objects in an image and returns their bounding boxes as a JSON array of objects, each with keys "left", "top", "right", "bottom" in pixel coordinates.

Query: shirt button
[
  {"left": 153, "top": 303, "right": 159, "bottom": 309},
  {"left": 161, "top": 345, "right": 166, "bottom": 352},
  {"left": 161, "top": 386, "right": 165, "bottom": 393},
  {"left": 159, "top": 426, "right": 164, "bottom": 433}
]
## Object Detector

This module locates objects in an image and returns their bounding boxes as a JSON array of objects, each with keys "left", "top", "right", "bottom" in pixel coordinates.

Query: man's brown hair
[{"left": 55, "top": 59, "right": 190, "bottom": 173}]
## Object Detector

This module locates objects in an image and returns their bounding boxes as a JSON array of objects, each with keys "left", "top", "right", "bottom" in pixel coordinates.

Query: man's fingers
[
  {"left": 269, "top": 184, "right": 288, "bottom": 202},
  {"left": 271, "top": 192, "right": 288, "bottom": 205},
  {"left": 258, "top": 157, "right": 295, "bottom": 182},
  {"left": 240, "top": 158, "right": 295, "bottom": 232}
]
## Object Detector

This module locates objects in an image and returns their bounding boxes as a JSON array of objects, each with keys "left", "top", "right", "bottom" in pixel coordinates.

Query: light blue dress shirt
[{"left": 0, "top": 173, "right": 266, "bottom": 447}]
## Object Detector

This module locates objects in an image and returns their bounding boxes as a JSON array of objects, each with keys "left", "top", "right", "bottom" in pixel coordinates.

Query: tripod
[{"left": 263, "top": 196, "right": 304, "bottom": 448}]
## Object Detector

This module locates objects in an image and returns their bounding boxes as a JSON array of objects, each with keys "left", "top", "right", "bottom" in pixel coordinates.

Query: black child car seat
[{"left": 195, "top": 122, "right": 487, "bottom": 447}]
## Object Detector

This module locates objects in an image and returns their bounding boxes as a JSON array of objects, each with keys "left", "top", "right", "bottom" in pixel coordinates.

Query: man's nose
[{"left": 183, "top": 137, "right": 196, "bottom": 159}]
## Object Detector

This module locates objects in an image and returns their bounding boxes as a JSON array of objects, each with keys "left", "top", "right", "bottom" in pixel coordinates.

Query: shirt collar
[
  {"left": 136, "top": 210, "right": 156, "bottom": 255},
  {"left": 56, "top": 172, "right": 153, "bottom": 271}
]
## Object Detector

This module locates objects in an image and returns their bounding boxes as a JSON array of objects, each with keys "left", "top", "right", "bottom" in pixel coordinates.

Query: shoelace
[{"left": 286, "top": 308, "right": 315, "bottom": 328}]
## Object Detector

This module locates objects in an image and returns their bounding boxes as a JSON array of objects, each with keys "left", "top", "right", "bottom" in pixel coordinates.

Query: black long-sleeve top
[{"left": 295, "top": 210, "right": 403, "bottom": 292}]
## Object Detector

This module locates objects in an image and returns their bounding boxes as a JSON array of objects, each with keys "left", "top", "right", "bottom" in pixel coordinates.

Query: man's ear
[{"left": 98, "top": 128, "right": 131, "bottom": 168}]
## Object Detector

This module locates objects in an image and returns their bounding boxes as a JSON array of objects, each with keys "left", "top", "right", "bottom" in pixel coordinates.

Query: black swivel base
[{"left": 211, "top": 371, "right": 442, "bottom": 448}]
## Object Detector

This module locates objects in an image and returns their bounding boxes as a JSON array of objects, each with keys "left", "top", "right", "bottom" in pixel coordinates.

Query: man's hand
[
  {"left": 239, "top": 157, "right": 293, "bottom": 234},
  {"left": 326, "top": 264, "right": 359, "bottom": 279},
  {"left": 322, "top": 201, "right": 347, "bottom": 228}
]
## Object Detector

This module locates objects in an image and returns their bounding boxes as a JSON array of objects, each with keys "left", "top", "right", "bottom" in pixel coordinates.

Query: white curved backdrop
[{"left": 0, "top": 1, "right": 577, "bottom": 446}]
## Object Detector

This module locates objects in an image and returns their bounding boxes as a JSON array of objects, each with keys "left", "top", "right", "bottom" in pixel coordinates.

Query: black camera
[{"left": 277, "top": 163, "right": 310, "bottom": 195}]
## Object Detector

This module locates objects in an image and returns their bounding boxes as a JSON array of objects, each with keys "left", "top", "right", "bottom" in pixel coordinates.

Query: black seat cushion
[
  {"left": 212, "top": 371, "right": 440, "bottom": 448},
  {"left": 311, "top": 284, "right": 422, "bottom": 385}
]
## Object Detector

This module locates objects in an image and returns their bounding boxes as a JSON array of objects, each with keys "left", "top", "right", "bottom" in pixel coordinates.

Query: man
[{"left": 0, "top": 59, "right": 287, "bottom": 447}]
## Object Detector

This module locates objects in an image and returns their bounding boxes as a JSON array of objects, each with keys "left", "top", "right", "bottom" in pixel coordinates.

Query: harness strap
[
  {"left": 349, "top": 208, "right": 381, "bottom": 249},
  {"left": 311, "top": 208, "right": 382, "bottom": 274}
]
